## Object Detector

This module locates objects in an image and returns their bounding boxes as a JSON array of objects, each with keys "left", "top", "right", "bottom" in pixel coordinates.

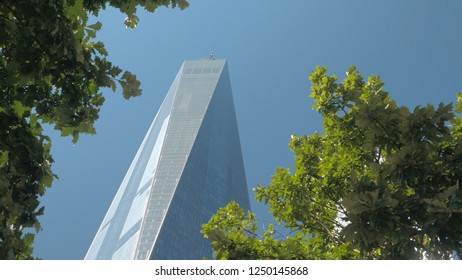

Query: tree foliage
[
  {"left": 202, "top": 66, "right": 462, "bottom": 260},
  {"left": 0, "top": 0, "right": 188, "bottom": 259}
]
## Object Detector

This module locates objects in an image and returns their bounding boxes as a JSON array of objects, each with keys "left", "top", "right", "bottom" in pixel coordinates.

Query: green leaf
[
  {"left": 85, "top": 28, "right": 96, "bottom": 39},
  {"left": 208, "top": 229, "right": 228, "bottom": 243},
  {"left": 119, "top": 71, "right": 142, "bottom": 99},
  {"left": 405, "top": 188, "right": 416, "bottom": 196},
  {"left": 87, "top": 21, "right": 102, "bottom": 31},
  {"left": 109, "top": 66, "right": 123, "bottom": 77},
  {"left": 33, "top": 221, "right": 41, "bottom": 233},
  {"left": 108, "top": 79, "right": 117, "bottom": 92},
  {"left": 93, "top": 41, "right": 108, "bottom": 56},
  {"left": 12, "top": 101, "right": 30, "bottom": 118},
  {"left": 124, "top": 14, "right": 139, "bottom": 29},
  {"left": 144, "top": 1, "right": 158, "bottom": 12},
  {"left": 91, "top": 94, "right": 105, "bottom": 106},
  {"left": 23, "top": 233, "right": 35, "bottom": 247},
  {"left": 0, "top": 150, "right": 9, "bottom": 167},
  {"left": 65, "top": 0, "right": 87, "bottom": 22},
  {"left": 35, "top": 206, "right": 45, "bottom": 216}
]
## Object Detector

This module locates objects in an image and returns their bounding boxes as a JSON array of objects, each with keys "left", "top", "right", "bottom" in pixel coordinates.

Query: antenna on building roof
[{"left": 207, "top": 53, "right": 215, "bottom": 60}]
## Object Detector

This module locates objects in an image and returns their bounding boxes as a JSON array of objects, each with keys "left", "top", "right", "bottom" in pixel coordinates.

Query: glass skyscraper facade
[{"left": 85, "top": 58, "right": 250, "bottom": 259}]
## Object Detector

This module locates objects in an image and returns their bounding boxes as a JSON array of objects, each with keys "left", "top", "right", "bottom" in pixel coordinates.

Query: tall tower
[{"left": 85, "top": 58, "right": 250, "bottom": 260}]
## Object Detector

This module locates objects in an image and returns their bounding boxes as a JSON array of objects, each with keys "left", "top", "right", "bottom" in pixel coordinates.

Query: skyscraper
[{"left": 85, "top": 58, "right": 250, "bottom": 260}]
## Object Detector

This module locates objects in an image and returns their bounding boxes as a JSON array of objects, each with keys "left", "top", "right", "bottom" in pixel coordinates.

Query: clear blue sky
[{"left": 33, "top": 0, "right": 462, "bottom": 259}]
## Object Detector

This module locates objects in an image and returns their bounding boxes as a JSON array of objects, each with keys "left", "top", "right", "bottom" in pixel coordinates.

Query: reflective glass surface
[{"left": 85, "top": 59, "right": 250, "bottom": 260}]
